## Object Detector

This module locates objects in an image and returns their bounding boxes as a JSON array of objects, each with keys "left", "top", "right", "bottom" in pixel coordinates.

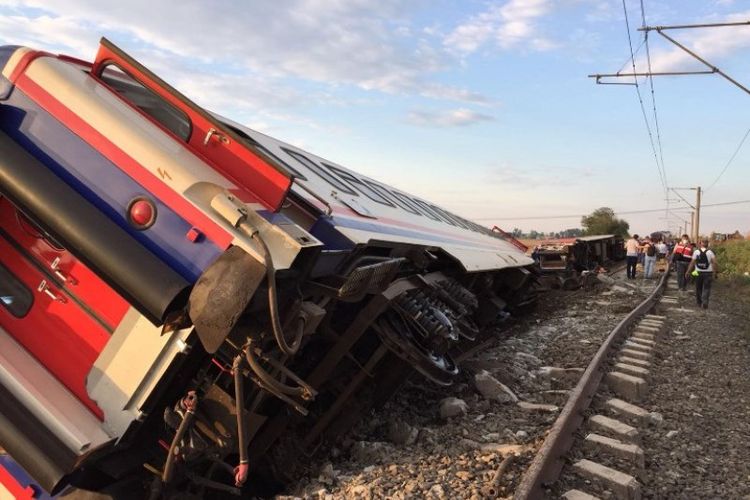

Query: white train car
[{"left": 0, "top": 38, "right": 534, "bottom": 498}]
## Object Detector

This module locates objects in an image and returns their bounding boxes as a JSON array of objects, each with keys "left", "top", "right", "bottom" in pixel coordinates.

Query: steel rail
[{"left": 513, "top": 269, "right": 670, "bottom": 499}]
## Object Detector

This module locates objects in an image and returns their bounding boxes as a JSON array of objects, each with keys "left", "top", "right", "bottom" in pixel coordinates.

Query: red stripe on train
[{"left": 15, "top": 74, "right": 233, "bottom": 249}]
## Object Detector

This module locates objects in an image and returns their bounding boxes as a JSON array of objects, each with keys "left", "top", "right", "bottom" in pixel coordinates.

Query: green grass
[
  {"left": 713, "top": 240, "right": 750, "bottom": 277},
  {"left": 712, "top": 240, "right": 750, "bottom": 305}
]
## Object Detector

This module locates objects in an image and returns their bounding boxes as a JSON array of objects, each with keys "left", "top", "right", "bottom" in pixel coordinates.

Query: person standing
[
  {"left": 643, "top": 237, "right": 657, "bottom": 278},
  {"left": 672, "top": 234, "right": 692, "bottom": 291},
  {"left": 624, "top": 234, "right": 639, "bottom": 279},
  {"left": 656, "top": 239, "right": 668, "bottom": 262},
  {"left": 685, "top": 239, "right": 718, "bottom": 309}
]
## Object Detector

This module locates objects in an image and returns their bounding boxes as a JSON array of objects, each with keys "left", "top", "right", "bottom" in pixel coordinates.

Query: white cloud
[
  {"left": 444, "top": 0, "right": 556, "bottom": 55},
  {"left": 406, "top": 108, "right": 494, "bottom": 127},
  {"left": 0, "top": 0, "right": 488, "bottom": 107},
  {"left": 642, "top": 10, "right": 750, "bottom": 73}
]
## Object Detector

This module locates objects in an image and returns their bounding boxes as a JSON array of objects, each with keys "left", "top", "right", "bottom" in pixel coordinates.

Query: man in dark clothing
[
  {"left": 685, "top": 239, "right": 718, "bottom": 309},
  {"left": 672, "top": 234, "right": 693, "bottom": 291}
]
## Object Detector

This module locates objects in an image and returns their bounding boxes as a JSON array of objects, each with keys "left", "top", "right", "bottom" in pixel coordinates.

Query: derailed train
[{"left": 0, "top": 39, "right": 535, "bottom": 498}]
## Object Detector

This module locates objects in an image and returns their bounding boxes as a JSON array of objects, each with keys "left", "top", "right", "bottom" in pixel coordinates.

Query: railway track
[
  {"left": 280, "top": 267, "right": 671, "bottom": 499},
  {"left": 510, "top": 269, "right": 671, "bottom": 499}
]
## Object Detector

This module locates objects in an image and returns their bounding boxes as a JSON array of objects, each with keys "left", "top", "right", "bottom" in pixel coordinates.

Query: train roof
[{"left": 218, "top": 115, "right": 533, "bottom": 272}]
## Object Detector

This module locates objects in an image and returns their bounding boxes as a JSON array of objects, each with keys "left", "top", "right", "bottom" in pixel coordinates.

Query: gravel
[
  {"left": 279, "top": 272, "right": 659, "bottom": 499},
  {"left": 554, "top": 278, "right": 750, "bottom": 499}
]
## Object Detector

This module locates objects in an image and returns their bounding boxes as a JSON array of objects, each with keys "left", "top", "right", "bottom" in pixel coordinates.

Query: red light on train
[{"left": 127, "top": 197, "right": 156, "bottom": 229}]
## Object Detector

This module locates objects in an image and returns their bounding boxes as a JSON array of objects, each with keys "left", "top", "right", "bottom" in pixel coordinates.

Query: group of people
[
  {"left": 624, "top": 233, "right": 718, "bottom": 309},
  {"left": 624, "top": 234, "right": 668, "bottom": 280}
]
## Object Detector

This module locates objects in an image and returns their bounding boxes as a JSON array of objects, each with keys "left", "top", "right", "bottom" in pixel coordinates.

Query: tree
[
  {"left": 560, "top": 228, "right": 583, "bottom": 238},
  {"left": 581, "top": 207, "right": 630, "bottom": 238}
]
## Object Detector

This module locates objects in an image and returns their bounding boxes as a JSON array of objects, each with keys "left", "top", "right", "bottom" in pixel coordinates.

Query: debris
[
  {"left": 474, "top": 370, "right": 519, "bottom": 403},
  {"left": 439, "top": 397, "right": 469, "bottom": 418},
  {"left": 387, "top": 420, "right": 419, "bottom": 446}
]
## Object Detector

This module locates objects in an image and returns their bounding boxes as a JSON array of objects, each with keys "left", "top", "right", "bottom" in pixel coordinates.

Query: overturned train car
[{"left": 0, "top": 39, "right": 535, "bottom": 498}]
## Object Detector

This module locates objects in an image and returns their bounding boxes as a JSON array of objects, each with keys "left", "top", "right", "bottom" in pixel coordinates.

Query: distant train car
[{"left": 0, "top": 39, "right": 535, "bottom": 498}]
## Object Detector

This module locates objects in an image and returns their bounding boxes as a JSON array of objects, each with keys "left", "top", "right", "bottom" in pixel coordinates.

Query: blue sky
[{"left": 0, "top": 0, "right": 748, "bottom": 236}]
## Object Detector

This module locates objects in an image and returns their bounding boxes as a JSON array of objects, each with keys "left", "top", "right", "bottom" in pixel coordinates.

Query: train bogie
[{"left": 0, "top": 38, "right": 535, "bottom": 497}]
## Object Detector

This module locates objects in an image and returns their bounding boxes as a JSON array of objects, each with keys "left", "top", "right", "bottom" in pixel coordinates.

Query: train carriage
[{"left": 0, "top": 38, "right": 535, "bottom": 498}]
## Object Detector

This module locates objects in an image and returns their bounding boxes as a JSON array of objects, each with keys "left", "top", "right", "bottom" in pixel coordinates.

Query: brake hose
[
  {"left": 232, "top": 355, "right": 249, "bottom": 487},
  {"left": 249, "top": 231, "right": 305, "bottom": 356}
]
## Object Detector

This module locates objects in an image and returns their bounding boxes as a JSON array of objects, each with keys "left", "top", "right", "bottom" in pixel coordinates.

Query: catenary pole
[{"left": 694, "top": 186, "right": 702, "bottom": 241}]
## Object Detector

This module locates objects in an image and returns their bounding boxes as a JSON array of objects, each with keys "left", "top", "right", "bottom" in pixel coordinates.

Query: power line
[
  {"left": 622, "top": 0, "right": 668, "bottom": 195},
  {"left": 474, "top": 199, "right": 750, "bottom": 221},
  {"left": 705, "top": 126, "right": 750, "bottom": 192},
  {"left": 615, "top": 37, "right": 646, "bottom": 74},
  {"left": 639, "top": 0, "right": 668, "bottom": 195}
]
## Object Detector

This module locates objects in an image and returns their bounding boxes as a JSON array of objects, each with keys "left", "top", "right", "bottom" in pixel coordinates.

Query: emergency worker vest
[{"left": 674, "top": 243, "right": 692, "bottom": 261}]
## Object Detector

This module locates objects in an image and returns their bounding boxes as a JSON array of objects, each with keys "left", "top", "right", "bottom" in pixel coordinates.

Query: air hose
[
  {"left": 232, "top": 355, "right": 249, "bottom": 487},
  {"left": 245, "top": 228, "right": 305, "bottom": 357}
]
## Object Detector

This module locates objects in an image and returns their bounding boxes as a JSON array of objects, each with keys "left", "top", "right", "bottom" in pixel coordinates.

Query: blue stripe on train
[
  {"left": 0, "top": 454, "right": 54, "bottom": 499},
  {"left": 0, "top": 46, "right": 21, "bottom": 101},
  {"left": 0, "top": 45, "right": 21, "bottom": 72},
  {"left": 0, "top": 87, "right": 222, "bottom": 281}
]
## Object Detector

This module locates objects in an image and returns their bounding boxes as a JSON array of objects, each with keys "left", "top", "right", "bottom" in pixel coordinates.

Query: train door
[
  {"left": 91, "top": 37, "right": 294, "bottom": 210},
  {"left": 0, "top": 198, "right": 129, "bottom": 417}
]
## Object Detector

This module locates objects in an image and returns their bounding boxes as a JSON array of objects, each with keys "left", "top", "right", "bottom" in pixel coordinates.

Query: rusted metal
[
  {"left": 303, "top": 345, "right": 388, "bottom": 448},
  {"left": 483, "top": 453, "right": 516, "bottom": 498},
  {"left": 513, "top": 270, "right": 670, "bottom": 499},
  {"left": 247, "top": 278, "right": 420, "bottom": 465}
]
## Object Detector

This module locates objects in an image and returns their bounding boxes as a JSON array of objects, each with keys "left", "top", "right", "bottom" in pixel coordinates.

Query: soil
[{"left": 278, "top": 271, "right": 660, "bottom": 499}]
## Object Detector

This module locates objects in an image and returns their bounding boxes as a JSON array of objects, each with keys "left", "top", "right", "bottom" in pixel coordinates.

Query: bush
[{"left": 713, "top": 240, "right": 750, "bottom": 278}]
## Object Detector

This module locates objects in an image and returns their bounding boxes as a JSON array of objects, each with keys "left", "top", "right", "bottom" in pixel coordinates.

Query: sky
[{"left": 0, "top": 0, "right": 748, "bottom": 236}]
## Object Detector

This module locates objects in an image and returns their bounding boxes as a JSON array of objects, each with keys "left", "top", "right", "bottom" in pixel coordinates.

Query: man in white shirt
[
  {"left": 685, "top": 239, "right": 718, "bottom": 309},
  {"left": 624, "top": 234, "right": 640, "bottom": 279}
]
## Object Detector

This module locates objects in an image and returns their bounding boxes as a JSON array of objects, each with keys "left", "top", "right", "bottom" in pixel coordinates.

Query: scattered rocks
[
  {"left": 648, "top": 412, "right": 664, "bottom": 425},
  {"left": 665, "top": 430, "right": 679, "bottom": 439},
  {"left": 350, "top": 441, "right": 393, "bottom": 464},
  {"left": 439, "top": 397, "right": 469, "bottom": 418},
  {"left": 285, "top": 274, "right": 662, "bottom": 499},
  {"left": 387, "top": 420, "right": 419, "bottom": 446},
  {"left": 318, "top": 462, "right": 335, "bottom": 485},
  {"left": 474, "top": 371, "right": 519, "bottom": 403},
  {"left": 517, "top": 401, "right": 559, "bottom": 412}
]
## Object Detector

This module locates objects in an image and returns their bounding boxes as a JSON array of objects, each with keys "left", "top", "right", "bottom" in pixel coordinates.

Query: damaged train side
[{"left": 0, "top": 39, "right": 535, "bottom": 498}]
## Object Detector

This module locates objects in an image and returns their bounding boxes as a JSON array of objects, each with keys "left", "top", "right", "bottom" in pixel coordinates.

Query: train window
[
  {"left": 439, "top": 208, "right": 471, "bottom": 230},
  {"left": 323, "top": 163, "right": 396, "bottom": 207},
  {"left": 282, "top": 148, "right": 357, "bottom": 195},
  {"left": 100, "top": 65, "right": 192, "bottom": 141},
  {"left": 223, "top": 125, "right": 307, "bottom": 180},
  {"left": 0, "top": 262, "right": 33, "bottom": 318},
  {"left": 372, "top": 184, "right": 421, "bottom": 215},
  {"left": 323, "top": 164, "right": 395, "bottom": 207},
  {"left": 410, "top": 199, "right": 441, "bottom": 221}
]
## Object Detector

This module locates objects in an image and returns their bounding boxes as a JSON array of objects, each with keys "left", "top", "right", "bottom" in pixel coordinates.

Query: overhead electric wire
[
  {"left": 473, "top": 199, "right": 750, "bottom": 221},
  {"left": 615, "top": 38, "right": 646, "bottom": 74},
  {"left": 639, "top": 0, "right": 668, "bottom": 195},
  {"left": 622, "top": 0, "right": 668, "bottom": 195},
  {"left": 705, "top": 126, "right": 750, "bottom": 192}
]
